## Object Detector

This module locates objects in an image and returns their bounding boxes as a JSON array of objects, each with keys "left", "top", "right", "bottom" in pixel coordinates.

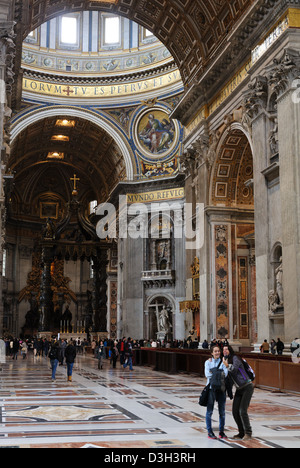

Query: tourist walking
[
  {"left": 96, "top": 341, "right": 104, "bottom": 370},
  {"left": 118, "top": 337, "right": 126, "bottom": 365},
  {"left": 9, "top": 339, "right": 13, "bottom": 356},
  {"left": 65, "top": 340, "right": 77, "bottom": 382},
  {"left": 33, "top": 338, "right": 38, "bottom": 357},
  {"left": 91, "top": 339, "right": 97, "bottom": 356},
  {"left": 123, "top": 337, "right": 134, "bottom": 371},
  {"left": 43, "top": 339, "right": 49, "bottom": 357},
  {"left": 37, "top": 339, "right": 43, "bottom": 357},
  {"left": 21, "top": 341, "right": 28, "bottom": 359},
  {"left": 49, "top": 342, "right": 60, "bottom": 382},
  {"left": 59, "top": 339, "right": 67, "bottom": 365},
  {"left": 110, "top": 341, "right": 119, "bottom": 369},
  {"left": 204, "top": 344, "right": 228, "bottom": 440},
  {"left": 12, "top": 338, "right": 19, "bottom": 360},
  {"left": 223, "top": 345, "right": 254, "bottom": 441}
]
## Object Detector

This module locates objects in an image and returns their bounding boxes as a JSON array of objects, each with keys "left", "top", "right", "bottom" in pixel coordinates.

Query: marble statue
[
  {"left": 268, "top": 290, "right": 279, "bottom": 314},
  {"left": 275, "top": 257, "right": 284, "bottom": 306},
  {"left": 158, "top": 306, "right": 171, "bottom": 332}
]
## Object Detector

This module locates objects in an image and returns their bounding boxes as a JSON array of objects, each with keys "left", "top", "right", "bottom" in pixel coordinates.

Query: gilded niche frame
[{"left": 40, "top": 202, "right": 59, "bottom": 220}]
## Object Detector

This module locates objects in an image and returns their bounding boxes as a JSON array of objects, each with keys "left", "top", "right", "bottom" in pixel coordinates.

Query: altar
[
  {"left": 58, "top": 333, "right": 87, "bottom": 341},
  {"left": 19, "top": 180, "right": 111, "bottom": 341},
  {"left": 37, "top": 331, "right": 87, "bottom": 342}
]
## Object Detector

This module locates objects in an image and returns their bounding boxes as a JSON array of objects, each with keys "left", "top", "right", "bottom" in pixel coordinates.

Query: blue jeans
[
  {"left": 67, "top": 363, "right": 74, "bottom": 377},
  {"left": 51, "top": 359, "right": 59, "bottom": 380},
  {"left": 206, "top": 389, "right": 226, "bottom": 433},
  {"left": 123, "top": 356, "right": 133, "bottom": 370}
]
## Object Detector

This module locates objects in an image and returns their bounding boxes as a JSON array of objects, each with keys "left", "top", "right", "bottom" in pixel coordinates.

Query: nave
[{"left": 0, "top": 354, "right": 299, "bottom": 448}]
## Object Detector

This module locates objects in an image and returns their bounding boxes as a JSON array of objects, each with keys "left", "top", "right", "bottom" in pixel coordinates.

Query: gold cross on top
[{"left": 71, "top": 173, "right": 80, "bottom": 195}]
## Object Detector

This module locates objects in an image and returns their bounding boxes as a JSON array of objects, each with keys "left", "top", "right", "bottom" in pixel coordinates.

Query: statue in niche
[
  {"left": 268, "top": 290, "right": 279, "bottom": 314},
  {"left": 156, "top": 239, "right": 170, "bottom": 270},
  {"left": 268, "top": 257, "right": 284, "bottom": 313},
  {"left": 269, "top": 117, "right": 279, "bottom": 156},
  {"left": 158, "top": 305, "right": 171, "bottom": 333},
  {"left": 275, "top": 257, "right": 284, "bottom": 306}
]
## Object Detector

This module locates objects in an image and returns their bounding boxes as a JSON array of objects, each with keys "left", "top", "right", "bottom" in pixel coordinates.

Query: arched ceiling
[
  {"left": 211, "top": 129, "right": 254, "bottom": 208},
  {"left": 24, "top": 0, "right": 253, "bottom": 84},
  {"left": 8, "top": 115, "right": 126, "bottom": 223}
]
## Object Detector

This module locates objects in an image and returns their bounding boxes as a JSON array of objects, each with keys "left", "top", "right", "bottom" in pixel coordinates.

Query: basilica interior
[
  {"left": 0, "top": 0, "right": 300, "bottom": 350},
  {"left": 1, "top": 0, "right": 300, "bottom": 451}
]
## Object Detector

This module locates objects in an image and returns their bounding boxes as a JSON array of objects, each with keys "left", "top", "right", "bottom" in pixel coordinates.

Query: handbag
[
  {"left": 199, "top": 385, "right": 210, "bottom": 407},
  {"left": 210, "top": 359, "right": 225, "bottom": 393}
]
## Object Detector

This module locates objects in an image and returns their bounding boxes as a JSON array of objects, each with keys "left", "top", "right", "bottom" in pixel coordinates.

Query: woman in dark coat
[
  {"left": 65, "top": 340, "right": 77, "bottom": 382},
  {"left": 49, "top": 341, "right": 60, "bottom": 382}
]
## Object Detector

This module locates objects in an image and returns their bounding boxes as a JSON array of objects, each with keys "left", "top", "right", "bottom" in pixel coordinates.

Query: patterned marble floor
[{"left": 0, "top": 353, "right": 299, "bottom": 448}]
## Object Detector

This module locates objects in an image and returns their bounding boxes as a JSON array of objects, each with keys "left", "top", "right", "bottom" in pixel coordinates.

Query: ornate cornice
[{"left": 22, "top": 60, "right": 179, "bottom": 86}]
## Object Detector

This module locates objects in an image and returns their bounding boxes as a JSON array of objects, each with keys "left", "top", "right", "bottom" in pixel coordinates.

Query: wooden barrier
[{"left": 135, "top": 348, "right": 300, "bottom": 393}]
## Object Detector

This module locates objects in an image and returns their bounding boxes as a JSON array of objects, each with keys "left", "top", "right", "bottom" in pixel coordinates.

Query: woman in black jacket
[
  {"left": 223, "top": 345, "right": 254, "bottom": 441},
  {"left": 49, "top": 341, "right": 60, "bottom": 382},
  {"left": 65, "top": 340, "right": 77, "bottom": 382}
]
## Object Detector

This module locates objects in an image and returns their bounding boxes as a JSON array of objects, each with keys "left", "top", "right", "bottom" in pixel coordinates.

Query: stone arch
[
  {"left": 145, "top": 293, "right": 176, "bottom": 340},
  {"left": 271, "top": 242, "right": 283, "bottom": 264},
  {"left": 10, "top": 106, "right": 135, "bottom": 181},
  {"left": 209, "top": 122, "right": 256, "bottom": 343},
  {"left": 209, "top": 123, "right": 254, "bottom": 208}
]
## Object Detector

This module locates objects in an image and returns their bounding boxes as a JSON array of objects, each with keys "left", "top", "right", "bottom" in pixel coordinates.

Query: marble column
[
  {"left": 243, "top": 76, "right": 272, "bottom": 347},
  {"left": 274, "top": 50, "right": 300, "bottom": 341},
  {"left": 39, "top": 244, "right": 54, "bottom": 332}
]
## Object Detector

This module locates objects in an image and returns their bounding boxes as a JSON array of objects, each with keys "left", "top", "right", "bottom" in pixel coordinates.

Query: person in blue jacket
[{"left": 204, "top": 344, "right": 229, "bottom": 440}]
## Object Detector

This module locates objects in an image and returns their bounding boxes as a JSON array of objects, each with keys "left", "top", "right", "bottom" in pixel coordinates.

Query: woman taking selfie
[
  {"left": 204, "top": 344, "right": 229, "bottom": 440},
  {"left": 223, "top": 345, "right": 254, "bottom": 441}
]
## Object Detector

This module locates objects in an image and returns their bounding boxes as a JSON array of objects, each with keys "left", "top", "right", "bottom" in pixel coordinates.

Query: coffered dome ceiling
[
  {"left": 22, "top": 11, "right": 172, "bottom": 77},
  {"left": 23, "top": 0, "right": 253, "bottom": 85},
  {"left": 20, "top": 9, "right": 183, "bottom": 105}
]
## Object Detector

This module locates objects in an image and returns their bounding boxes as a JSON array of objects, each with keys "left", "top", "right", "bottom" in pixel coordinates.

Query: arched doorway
[
  {"left": 146, "top": 295, "right": 174, "bottom": 342},
  {"left": 209, "top": 125, "right": 256, "bottom": 345}
]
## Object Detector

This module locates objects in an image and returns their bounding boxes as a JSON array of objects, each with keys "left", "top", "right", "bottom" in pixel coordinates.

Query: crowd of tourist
[
  {"left": 2, "top": 333, "right": 300, "bottom": 438},
  {"left": 3, "top": 336, "right": 88, "bottom": 360},
  {"left": 3, "top": 335, "right": 299, "bottom": 361}
]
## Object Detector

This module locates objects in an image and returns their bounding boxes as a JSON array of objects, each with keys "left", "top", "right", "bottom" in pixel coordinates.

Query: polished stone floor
[{"left": 0, "top": 353, "right": 299, "bottom": 448}]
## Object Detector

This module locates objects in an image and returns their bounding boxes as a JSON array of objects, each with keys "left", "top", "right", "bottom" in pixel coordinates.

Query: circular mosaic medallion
[{"left": 134, "top": 108, "right": 179, "bottom": 161}]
